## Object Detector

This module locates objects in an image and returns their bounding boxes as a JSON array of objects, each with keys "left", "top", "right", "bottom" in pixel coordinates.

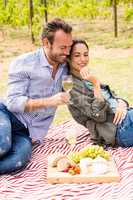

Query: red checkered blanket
[{"left": 0, "top": 120, "right": 133, "bottom": 200}]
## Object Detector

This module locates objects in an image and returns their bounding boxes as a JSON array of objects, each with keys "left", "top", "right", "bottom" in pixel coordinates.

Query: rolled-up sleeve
[{"left": 6, "top": 61, "right": 29, "bottom": 113}]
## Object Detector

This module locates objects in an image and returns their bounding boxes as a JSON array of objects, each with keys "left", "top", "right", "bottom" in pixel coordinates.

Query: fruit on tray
[
  {"left": 68, "top": 145, "right": 110, "bottom": 164},
  {"left": 67, "top": 152, "right": 80, "bottom": 164},
  {"left": 48, "top": 145, "right": 110, "bottom": 175},
  {"left": 57, "top": 157, "right": 71, "bottom": 172},
  {"left": 48, "top": 153, "right": 66, "bottom": 167},
  {"left": 48, "top": 153, "right": 78, "bottom": 173},
  {"left": 68, "top": 164, "right": 80, "bottom": 175}
]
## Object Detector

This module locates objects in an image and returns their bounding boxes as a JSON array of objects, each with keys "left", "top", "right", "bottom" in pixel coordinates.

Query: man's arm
[
  {"left": 24, "top": 92, "right": 70, "bottom": 112},
  {"left": 7, "top": 63, "right": 69, "bottom": 113},
  {"left": 7, "top": 64, "right": 29, "bottom": 113}
]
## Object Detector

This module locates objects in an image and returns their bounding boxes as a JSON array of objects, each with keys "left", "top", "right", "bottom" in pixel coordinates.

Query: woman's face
[{"left": 70, "top": 43, "right": 89, "bottom": 72}]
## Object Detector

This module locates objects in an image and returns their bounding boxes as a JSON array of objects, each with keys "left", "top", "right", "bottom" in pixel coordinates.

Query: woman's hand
[
  {"left": 80, "top": 67, "right": 104, "bottom": 101},
  {"left": 80, "top": 66, "right": 90, "bottom": 80},
  {"left": 113, "top": 99, "right": 127, "bottom": 125}
]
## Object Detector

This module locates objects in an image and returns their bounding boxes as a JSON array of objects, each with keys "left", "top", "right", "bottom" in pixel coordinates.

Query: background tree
[
  {"left": 29, "top": 0, "right": 35, "bottom": 43},
  {"left": 113, "top": 0, "right": 118, "bottom": 37},
  {"left": 44, "top": 0, "right": 48, "bottom": 23},
  {"left": 40, "top": 0, "right": 48, "bottom": 23},
  {"left": 0, "top": 0, "right": 132, "bottom": 42},
  {"left": 3, "top": 0, "right": 7, "bottom": 7}
]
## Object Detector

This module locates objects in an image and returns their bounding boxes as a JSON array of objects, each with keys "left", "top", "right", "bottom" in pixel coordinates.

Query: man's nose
[{"left": 63, "top": 48, "right": 70, "bottom": 55}]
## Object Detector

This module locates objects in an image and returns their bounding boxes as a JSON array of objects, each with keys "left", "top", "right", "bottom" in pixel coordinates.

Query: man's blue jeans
[
  {"left": 0, "top": 103, "right": 32, "bottom": 174},
  {"left": 116, "top": 108, "right": 133, "bottom": 147}
]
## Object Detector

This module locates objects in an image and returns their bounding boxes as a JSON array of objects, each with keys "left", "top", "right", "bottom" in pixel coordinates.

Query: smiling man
[{"left": 0, "top": 18, "right": 73, "bottom": 174}]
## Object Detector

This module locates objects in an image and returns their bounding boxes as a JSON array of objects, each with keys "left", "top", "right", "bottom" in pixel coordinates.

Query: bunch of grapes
[
  {"left": 68, "top": 145, "right": 110, "bottom": 164},
  {"left": 67, "top": 152, "right": 80, "bottom": 164}
]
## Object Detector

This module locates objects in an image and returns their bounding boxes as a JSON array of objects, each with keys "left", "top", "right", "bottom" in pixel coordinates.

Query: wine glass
[
  {"left": 65, "top": 128, "right": 77, "bottom": 150},
  {"left": 65, "top": 128, "right": 77, "bottom": 145},
  {"left": 62, "top": 75, "right": 73, "bottom": 105},
  {"left": 62, "top": 75, "right": 73, "bottom": 92}
]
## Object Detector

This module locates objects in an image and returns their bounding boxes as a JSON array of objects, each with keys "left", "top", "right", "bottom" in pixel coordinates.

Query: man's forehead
[{"left": 53, "top": 30, "right": 72, "bottom": 44}]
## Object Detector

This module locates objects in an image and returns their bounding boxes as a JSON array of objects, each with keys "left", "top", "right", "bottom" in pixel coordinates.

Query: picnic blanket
[{"left": 0, "top": 120, "right": 133, "bottom": 200}]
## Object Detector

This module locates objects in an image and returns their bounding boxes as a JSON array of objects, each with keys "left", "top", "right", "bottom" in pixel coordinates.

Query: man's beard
[{"left": 50, "top": 54, "right": 67, "bottom": 64}]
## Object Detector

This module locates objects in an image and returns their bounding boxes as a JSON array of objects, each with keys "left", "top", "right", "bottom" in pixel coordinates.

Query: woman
[{"left": 68, "top": 39, "right": 133, "bottom": 147}]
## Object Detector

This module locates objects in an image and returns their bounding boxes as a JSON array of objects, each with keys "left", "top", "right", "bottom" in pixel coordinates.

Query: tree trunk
[
  {"left": 44, "top": 0, "right": 48, "bottom": 23},
  {"left": 4, "top": 0, "right": 8, "bottom": 7},
  {"left": 29, "top": 0, "right": 35, "bottom": 43},
  {"left": 113, "top": 0, "right": 118, "bottom": 37}
]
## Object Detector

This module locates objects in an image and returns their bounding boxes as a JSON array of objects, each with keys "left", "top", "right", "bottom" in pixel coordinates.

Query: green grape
[
  {"left": 67, "top": 152, "right": 80, "bottom": 164},
  {"left": 78, "top": 149, "right": 88, "bottom": 159},
  {"left": 86, "top": 148, "right": 93, "bottom": 157},
  {"left": 97, "top": 148, "right": 104, "bottom": 155},
  {"left": 89, "top": 146, "right": 95, "bottom": 153},
  {"left": 81, "top": 145, "right": 110, "bottom": 160},
  {"left": 101, "top": 151, "right": 110, "bottom": 160},
  {"left": 67, "top": 146, "right": 110, "bottom": 164},
  {"left": 98, "top": 146, "right": 104, "bottom": 151}
]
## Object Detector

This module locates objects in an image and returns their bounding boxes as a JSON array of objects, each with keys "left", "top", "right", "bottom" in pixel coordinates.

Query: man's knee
[
  {"left": 15, "top": 135, "right": 32, "bottom": 161},
  {"left": 13, "top": 138, "right": 32, "bottom": 172}
]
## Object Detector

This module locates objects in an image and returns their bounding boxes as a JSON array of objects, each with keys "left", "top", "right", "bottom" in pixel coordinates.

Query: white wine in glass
[
  {"left": 62, "top": 75, "right": 73, "bottom": 92},
  {"left": 65, "top": 128, "right": 77, "bottom": 146}
]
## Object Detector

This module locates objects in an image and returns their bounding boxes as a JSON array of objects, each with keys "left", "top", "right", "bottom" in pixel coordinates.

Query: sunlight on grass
[
  {"left": 90, "top": 56, "right": 133, "bottom": 104},
  {"left": 53, "top": 105, "right": 73, "bottom": 125}
]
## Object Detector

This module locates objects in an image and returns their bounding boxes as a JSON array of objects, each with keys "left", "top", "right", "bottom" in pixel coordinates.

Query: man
[{"left": 0, "top": 18, "right": 73, "bottom": 174}]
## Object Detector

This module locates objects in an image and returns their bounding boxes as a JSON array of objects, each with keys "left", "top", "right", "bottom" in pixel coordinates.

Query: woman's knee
[
  {"left": 0, "top": 110, "right": 12, "bottom": 157},
  {"left": 128, "top": 109, "right": 133, "bottom": 123}
]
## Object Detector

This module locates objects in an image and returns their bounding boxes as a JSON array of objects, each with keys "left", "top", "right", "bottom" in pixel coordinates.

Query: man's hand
[
  {"left": 50, "top": 92, "right": 70, "bottom": 107},
  {"left": 25, "top": 92, "right": 70, "bottom": 112},
  {"left": 113, "top": 99, "right": 127, "bottom": 125}
]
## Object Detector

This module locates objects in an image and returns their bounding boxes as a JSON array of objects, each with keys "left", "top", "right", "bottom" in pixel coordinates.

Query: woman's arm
[
  {"left": 113, "top": 99, "right": 128, "bottom": 125},
  {"left": 80, "top": 67, "right": 104, "bottom": 101},
  {"left": 80, "top": 66, "right": 128, "bottom": 125}
]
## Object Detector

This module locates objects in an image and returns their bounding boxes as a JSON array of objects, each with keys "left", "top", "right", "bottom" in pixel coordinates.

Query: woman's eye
[
  {"left": 74, "top": 54, "right": 80, "bottom": 57},
  {"left": 84, "top": 54, "right": 89, "bottom": 57}
]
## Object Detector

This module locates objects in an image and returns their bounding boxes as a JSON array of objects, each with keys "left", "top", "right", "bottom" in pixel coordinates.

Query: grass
[
  {"left": 53, "top": 105, "right": 73, "bottom": 125},
  {"left": 72, "top": 17, "right": 133, "bottom": 48},
  {"left": 90, "top": 56, "right": 133, "bottom": 101}
]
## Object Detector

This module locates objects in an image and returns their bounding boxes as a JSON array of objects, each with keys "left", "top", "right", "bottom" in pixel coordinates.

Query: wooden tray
[{"left": 47, "top": 157, "right": 120, "bottom": 184}]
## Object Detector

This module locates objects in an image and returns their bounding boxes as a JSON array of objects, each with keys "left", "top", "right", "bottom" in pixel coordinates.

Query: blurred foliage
[{"left": 0, "top": 0, "right": 132, "bottom": 41}]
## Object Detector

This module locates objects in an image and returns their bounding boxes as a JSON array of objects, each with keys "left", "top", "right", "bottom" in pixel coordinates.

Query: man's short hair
[{"left": 41, "top": 18, "right": 72, "bottom": 44}]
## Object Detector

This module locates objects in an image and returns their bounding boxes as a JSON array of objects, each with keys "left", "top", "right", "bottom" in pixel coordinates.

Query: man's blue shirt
[{"left": 6, "top": 47, "right": 67, "bottom": 142}]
